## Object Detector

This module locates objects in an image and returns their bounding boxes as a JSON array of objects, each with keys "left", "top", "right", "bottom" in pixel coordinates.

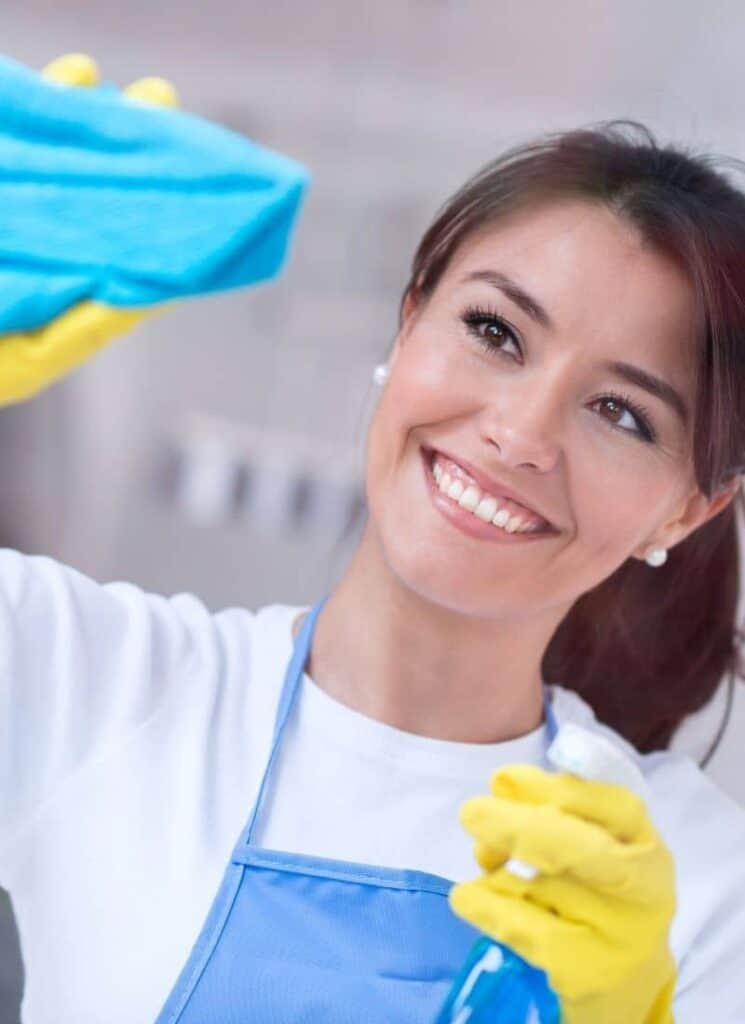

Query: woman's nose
[{"left": 479, "top": 387, "right": 564, "bottom": 472}]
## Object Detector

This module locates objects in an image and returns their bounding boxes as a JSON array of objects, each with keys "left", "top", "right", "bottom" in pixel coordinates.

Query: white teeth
[
  {"left": 457, "top": 486, "right": 480, "bottom": 512},
  {"left": 431, "top": 455, "right": 544, "bottom": 535},
  {"left": 474, "top": 496, "right": 498, "bottom": 522}
]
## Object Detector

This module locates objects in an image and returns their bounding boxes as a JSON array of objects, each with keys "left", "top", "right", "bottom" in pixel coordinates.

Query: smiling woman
[{"left": 384, "top": 120, "right": 745, "bottom": 757}]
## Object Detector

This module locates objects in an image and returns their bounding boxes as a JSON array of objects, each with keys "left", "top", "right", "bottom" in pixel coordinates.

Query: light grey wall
[{"left": 2, "top": 3, "right": 745, "bottom": 1020}]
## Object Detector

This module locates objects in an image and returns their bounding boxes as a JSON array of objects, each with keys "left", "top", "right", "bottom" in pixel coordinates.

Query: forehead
[{"left": 442, "top": 198, "right": 698, "bottom": 378}]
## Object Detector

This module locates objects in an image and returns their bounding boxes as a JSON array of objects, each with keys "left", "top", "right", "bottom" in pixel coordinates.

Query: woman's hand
[
  {"left": 449, "top": 765, "right": 677, "bottom": 1024},
  {"left": 0, "top": 54, "right": 178, "bottom": 407}
]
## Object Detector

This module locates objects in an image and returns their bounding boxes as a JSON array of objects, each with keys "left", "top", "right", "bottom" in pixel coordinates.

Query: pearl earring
[
  {"left": 645, "top": 547, "right": 668, "bottom": 567},
  {"left": 372, "top": 363, "right": 390, "bottom": 386}
]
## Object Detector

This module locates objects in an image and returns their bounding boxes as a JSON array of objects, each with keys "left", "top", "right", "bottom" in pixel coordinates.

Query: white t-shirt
[{"left": 0, "top": 548, "right": 743, "bottom": 1023}]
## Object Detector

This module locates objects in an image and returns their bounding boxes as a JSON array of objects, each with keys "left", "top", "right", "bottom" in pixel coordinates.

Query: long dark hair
[{"left": 399, "top": 120, "right": 745, "bottom": 758}]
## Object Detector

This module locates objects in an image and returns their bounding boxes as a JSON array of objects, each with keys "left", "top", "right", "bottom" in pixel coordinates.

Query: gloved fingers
[
  {"left": 449, "top": 877, "right": 586, "bottom": 992},
  {"left": 42, "top": 53, "right": 100, "bottom": 87},
  {"left": 460, "top": 794, "right": 648, "bottom": 892},
  {"left": 0, "top": 302, "right": 152, "bottom": 406},
  {"left": 473, "top": 839, "right": 511, "bottom": 873},
  {"left": 41, "top": 55, "right": 179, "bottom": 109},
  {"left": 124, "top": 77, "right": 180, "bottom": 108},
  {"left": 451, "top": 874, "right": 676, "bottom": 1009},
  {"left": 481, "top": 865, "right": 621, "bottom": 933},
  {"left": 490, "top": 764, "right": 647, "bottom": 844}
]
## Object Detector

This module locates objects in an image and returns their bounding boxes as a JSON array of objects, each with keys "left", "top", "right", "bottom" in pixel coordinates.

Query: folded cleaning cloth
[{"left": 0, "top": 53, "right": 309, "bottom": 334}]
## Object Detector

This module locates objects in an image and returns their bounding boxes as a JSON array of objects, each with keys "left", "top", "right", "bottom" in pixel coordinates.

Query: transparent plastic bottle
[{"left": 434, "top": 936, "right": 560, "bottom": 1023}]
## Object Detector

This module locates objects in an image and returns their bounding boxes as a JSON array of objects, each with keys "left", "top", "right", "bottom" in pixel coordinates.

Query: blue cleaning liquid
[{"left": 434, "top": 937, "right": 561, "bottom": 1024}]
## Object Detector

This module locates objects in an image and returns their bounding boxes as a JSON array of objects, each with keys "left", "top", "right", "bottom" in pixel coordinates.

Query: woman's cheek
[
  {"left": 571, "top": 456, "right": 664, "bottom": 560},
  {"left": 393, "top": 338, "right": 484, "bottom": 423}
]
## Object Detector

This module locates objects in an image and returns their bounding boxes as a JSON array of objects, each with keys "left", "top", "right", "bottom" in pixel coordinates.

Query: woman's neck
[{"left": 299, "top": 527, "right": 566, "bottom": 744}]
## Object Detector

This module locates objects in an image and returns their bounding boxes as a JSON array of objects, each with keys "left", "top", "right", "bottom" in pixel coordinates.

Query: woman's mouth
[{"left": 420, "top": 448, "right": 558, "bottom": 543}]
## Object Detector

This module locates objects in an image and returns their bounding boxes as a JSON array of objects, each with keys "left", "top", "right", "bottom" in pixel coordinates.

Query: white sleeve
[
  {"left": 0, "top": 547, "right": 203, "bottom": 844},
  {"left": 647, "top": 755, "right": 745, "bottom": 1023}
]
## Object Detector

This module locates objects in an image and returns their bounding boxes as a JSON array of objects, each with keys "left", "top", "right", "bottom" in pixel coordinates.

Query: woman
[{"left": 1, "top": 120, "right": 745, "bottom": 1024}]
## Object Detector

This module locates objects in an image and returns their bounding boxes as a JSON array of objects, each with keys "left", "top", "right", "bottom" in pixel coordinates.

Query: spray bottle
[{"left": 434, "top": 723, "right": 649, "bottom": 1024}]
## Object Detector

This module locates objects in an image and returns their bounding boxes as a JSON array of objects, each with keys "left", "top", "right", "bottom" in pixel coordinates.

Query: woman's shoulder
[
  {"left": 550, "top": 683, "right": 745, "bottom": 834},
  {"left": 214, "top": 599, "right": 305, "bottom": 665}
]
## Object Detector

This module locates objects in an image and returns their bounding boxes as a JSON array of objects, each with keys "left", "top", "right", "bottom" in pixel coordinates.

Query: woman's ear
[
  {"left": 389, "top": 287, "right": 424, "bottom": 369},
  {"left": 646, "top": 475, "right": 742, "bottom": 557},
  {"left": 692, "top": 476, "right": 742, "bottom": 531},
  {"left": 400, "top": 288, "right": 421, "bottom": 328}
]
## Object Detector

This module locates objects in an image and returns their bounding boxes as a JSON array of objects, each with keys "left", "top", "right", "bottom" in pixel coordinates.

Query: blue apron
[{"left": 154, "top": 597, "right": 560, "bottom": 1023}]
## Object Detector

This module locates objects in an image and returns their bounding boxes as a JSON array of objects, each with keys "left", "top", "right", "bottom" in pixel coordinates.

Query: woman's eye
[
  {"left": 462, "top": 309, "right": 522, "bottom": 359},
  {"left": 591, "top": 394, "right": 656, "bottom": 443}
]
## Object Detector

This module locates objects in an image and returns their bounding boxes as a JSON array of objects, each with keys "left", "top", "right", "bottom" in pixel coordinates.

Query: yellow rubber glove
[
  {"left": 0, "top": 54, "right": 178, "bottom": 407},
  {"left": 449, "top": 765, "right": 677, "bottom": 1024}
]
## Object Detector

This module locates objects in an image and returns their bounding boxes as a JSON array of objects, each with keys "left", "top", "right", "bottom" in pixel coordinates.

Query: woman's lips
[
  {"left": 423, "top": 445, "right": 553, "bottom": 527},
  {"left": 420, "top": 448, "right": 557, "bottom": 544}
]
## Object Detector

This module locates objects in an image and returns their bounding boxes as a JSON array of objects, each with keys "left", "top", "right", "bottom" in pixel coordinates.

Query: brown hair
[{"left": 399, "top": 120, "right": 745, "bottom": 758}]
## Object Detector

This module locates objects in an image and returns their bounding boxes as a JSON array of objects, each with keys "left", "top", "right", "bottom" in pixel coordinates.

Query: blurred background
[{"left": 2, "top": 1, "right": 745, "bottom": 1019}]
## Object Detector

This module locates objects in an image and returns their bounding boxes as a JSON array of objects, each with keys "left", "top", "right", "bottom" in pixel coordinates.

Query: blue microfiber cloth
[{"left": 0, "top": 54, "right": 309, "bottom": 334}]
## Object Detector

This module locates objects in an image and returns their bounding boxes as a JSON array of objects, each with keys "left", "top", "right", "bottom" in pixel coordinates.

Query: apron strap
[{"left": 242, "top": 596, "right": 328, "bottom": 846}]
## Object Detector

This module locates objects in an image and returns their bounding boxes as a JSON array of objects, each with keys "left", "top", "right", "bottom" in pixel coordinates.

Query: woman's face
[{"left": 364, "top": 198, "right": 721, "bottom": 621}]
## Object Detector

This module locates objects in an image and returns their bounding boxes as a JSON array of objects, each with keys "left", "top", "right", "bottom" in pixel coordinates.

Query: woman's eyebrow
[
  {"left": 604, "top": 360, "right": 689, "bottom": 426},
  {"left": 460, "top": 269, "right": 554, "bottom": 330},
  {"left": 460, "top": 267, "right": 689, "bottom": 426}
]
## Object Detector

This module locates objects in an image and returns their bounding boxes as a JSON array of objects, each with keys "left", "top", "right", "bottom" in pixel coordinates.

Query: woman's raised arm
[{"left": 0, "top": 52, "right": 308, "bottom": 841}]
